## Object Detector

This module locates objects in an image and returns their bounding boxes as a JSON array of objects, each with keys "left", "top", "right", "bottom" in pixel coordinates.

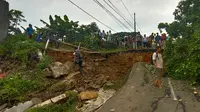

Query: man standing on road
[{"left": 152, "top": 46, "right": 165, "bottom": 88}]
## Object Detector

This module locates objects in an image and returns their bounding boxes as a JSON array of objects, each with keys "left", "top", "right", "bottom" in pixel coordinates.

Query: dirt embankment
[{"left": 47, "top": 49, "right": 152, "bottom": 92}]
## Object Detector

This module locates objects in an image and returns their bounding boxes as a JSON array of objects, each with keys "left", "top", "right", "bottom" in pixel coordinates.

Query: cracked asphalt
[{"left": 97, "top": 63, "right": 200, "bottom": 112}]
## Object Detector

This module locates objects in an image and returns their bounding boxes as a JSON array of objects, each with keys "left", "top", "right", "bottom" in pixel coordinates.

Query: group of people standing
[
  {"left": 98, "top": 30, "right": 112, "bottom": 41},
  {"left": 123, "top": 32, "right": 167, "bottom": 49}
]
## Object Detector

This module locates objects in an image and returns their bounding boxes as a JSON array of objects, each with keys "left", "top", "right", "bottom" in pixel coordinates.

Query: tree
[
  {"left": 8, "top": 9, "right": 26, "bottom": 35},
  {"left": 161, "top": 0, "right": 200, "bottom": 84},
  {"left": 158, "top": 0, "right": 200, "bottom": 38},
  {"left": 38, "top": 15, "right": 99, "bottom": 42}
]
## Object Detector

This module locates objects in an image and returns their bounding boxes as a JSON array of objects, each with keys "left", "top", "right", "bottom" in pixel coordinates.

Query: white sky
[{"left": 7, "top": 0, "right": 180, "bottom": 35}]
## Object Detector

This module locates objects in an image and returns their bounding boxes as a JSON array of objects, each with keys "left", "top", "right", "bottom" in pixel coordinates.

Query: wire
[
  {"left": 68, "top": 0, "right": 117, "bottom": 32},
  {"left": 93, "top": 0, "right": 126, "bottom": 31},
  {"left": 136, "top": 23, "right": 144, "bottom": 34},
  {"left": 120, "top": 0, "right": 144, "bottom": 34},
  {"left": 107, "top": 0, "right": 133, "bottom": 26},
  {"left": 94, "top": 0, "right": 132, "bottom": 31},
  {"left": 103, "top": 0, "right": 133, "bottom": 29},
  {"left": 121, "top": 0, "right": 133, "bottom": 20}
]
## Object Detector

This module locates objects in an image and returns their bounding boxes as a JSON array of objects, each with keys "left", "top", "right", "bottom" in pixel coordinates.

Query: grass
[
  {"left": 26, "top": 91, "right": 78, "bottom": 112},
  {"left": 99, "top": 47, "right": 129, "bottom": 54},
  {"left": 0, "top": 73, "right": 41, "bottom": 104}
]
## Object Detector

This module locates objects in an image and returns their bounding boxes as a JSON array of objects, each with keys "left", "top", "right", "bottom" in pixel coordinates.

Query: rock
[
  {"left": 86, "top": 66, "right": 93, "bottom": 71},
  {"left": 5, "top": 101, "right": 33, "bottom": 112},
  {"left": 64, "top": 71, "right": 80, "bottom": 80},
  {"left": 50, "top": 61, "right": 73, "bottom": 78},
  {"left": 105, "top": 81, "right": 114, "bottom": 87},
  {"left": 94, "top": 58, "right": 107, "bottom": 62},
  {"left": 34, "top": 99, "right": 52, "bottom": 108},
  {"left": 82, "top": 62, "right": 86, "bottom": 67},
  {"left": 79, "top": 91, "right": 98, "bottom": 100},
  {"left": 51, "top": 94, "right": 67, "bottom": 103},
  {"left": 77, "top": 87, "right": 85, "bottom": 92},
  {"left": 63, "top": 61, "right": 74, "bottom": 70},
  {"left": 31, "top": 98, "right": 42, "bottom": 105},
  {"left": 54, "top": 62, "right": 63, "bottom": 66},
  {"left": 49, "top": 78, "right": 75, "bottom": 92},
  {"left": 89, "top": 83, "right": 101, "bottom": 89},
  {"left": 44, "top": 68, "right": 52, "bottom": 77},
  {"left": 95, "top": 62, "right": 99, "bottom": 66}
]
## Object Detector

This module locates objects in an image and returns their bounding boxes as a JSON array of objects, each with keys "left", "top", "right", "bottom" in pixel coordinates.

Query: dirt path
[{"left": 97, "top": 63, "right": 200, "bottom": 112}]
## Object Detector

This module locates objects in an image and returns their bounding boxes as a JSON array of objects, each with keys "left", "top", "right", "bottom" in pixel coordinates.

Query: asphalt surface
[{"left": 97, "top": 63, "right": 200, "bottom": 112}]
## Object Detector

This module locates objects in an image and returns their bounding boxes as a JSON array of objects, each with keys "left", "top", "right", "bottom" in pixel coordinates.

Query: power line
[
  {"left": 136, "top": 23, "right": 144, "bottom": 34},
  {"left": 121, "top": 0, "right": 133, "bottom": 20},
  {"left": 103, "top": 0, "right": 133, "bottom": 29},
  {"left": 94, "top": 0, "right": 131, "bottom": 31},
  {"left": 120, "top": 0, "right": 144, "bottom": 34},
  {"left": 107, "top": 0, "right": 133, "bottom": 26},
  {"left": 93, "top": 0, "right": 126, "bottom": 31},
  {"left": 68, "top": 0, "right": 117, "bottom": 32}
]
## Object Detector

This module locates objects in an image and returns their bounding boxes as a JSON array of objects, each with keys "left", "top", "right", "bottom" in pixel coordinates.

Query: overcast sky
[{"left": 7, "top": 0, "right": 180, "bottom": 35}]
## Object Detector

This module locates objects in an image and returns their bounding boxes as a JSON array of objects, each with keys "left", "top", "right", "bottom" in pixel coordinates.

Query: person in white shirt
[{"left": 152, "top": 46, "right": 165, "bottom": 88}]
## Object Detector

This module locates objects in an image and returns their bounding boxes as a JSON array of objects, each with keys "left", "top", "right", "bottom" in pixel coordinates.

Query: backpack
[{"left": 150, "top": 52, "right": 158, "bottom": 65}]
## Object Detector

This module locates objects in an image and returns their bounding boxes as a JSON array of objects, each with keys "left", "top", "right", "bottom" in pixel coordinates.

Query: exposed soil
[
  {"left": 47, "top": 49, "right": 152, "bottom": 92},
  {"left": 0, "top": 48, "right": 152, "bottom": 108}
]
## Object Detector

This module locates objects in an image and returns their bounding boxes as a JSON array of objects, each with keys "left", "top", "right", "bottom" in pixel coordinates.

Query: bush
[
  {"left": 36, "top": 55, "right": 52, "bottom": 70},
  {"left": 0, "top": 74, "right": 41, "bottom": 103},
  {"left": 82, "top": 36, "right": 100, "bottom": 50},
  {"left": 0, "top": 35, "right": 44, "bottom": 63},
  {"left": 164, "top": 35, "right": 200, "bottom": 85}
]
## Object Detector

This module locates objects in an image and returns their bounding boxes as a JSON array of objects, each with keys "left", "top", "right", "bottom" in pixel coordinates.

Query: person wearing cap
[
  {"left": 152, "top": 46, "right": 165, "bottom": 88},
  {"left": 26, "top": 24, "right": 34, "bottom": 39}
]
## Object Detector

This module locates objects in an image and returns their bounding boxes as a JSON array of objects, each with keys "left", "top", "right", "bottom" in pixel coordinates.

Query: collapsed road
[{"left": 96, "top": 63, "right": 200, "bottom": 112}]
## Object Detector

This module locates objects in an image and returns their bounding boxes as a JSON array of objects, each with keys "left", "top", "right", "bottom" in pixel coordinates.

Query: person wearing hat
[
  {"left": 152, "top": 46, "right": 165, "bottom": 88},
  {"left": 26, "top": 24, "right": 34, "bottom": 39}
]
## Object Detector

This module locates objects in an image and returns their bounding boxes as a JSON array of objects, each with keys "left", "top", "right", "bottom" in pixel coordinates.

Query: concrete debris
[
  {"left": 4, "top": 98, "right": 41, "bottom": 112},
  {"left": 78, "top": 89, "right": 116, "bottom": 112},
  {"left": 34, "top": 94, "right": 67, "bottom": 108}
]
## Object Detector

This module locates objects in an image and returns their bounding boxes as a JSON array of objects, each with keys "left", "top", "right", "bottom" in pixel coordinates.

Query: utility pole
[{"left": 134, "top": 13, "right": 136, "bottom": 37}]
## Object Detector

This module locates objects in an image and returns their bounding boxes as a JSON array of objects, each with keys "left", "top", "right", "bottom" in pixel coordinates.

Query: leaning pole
[{"left": 0, "top": 0, "right": 9, "bottom": 42}]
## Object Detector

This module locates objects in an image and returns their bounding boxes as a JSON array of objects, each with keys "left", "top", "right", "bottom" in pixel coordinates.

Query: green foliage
[
  {"left": 8, "top": 9, "right": 27, "bottom": 35},
  {"left": 164, "top": 36, "right": 200, "bottom": 84},
  {"left": 103, "top": 41, "right": 117, "bottom": 49},
  {"left": 38, "top": 15, "right": 99, "bottom": 43},
  {"left": 82, "top": 36, "right": 100, "bottom": 50},
  {"left": 26, "top": 91, "right": 77, "bottom": 112},
  {"left": 0, "top": 74, "right": 41, "bottom": 103},
  {"left": 112, "top": 32, "right": 136, "bottom": 40},
  {"left": 0, "top": 35, "right": 44, "bottom": 63},
  {"left": 36, "top": 55, "right": 52, "bottom": 70},
  {"left": 159, "top": 0, "right": 200, "bottom": 85},
  {"left": 158, "top": 0, "right": 200, "bottom": 38}
]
